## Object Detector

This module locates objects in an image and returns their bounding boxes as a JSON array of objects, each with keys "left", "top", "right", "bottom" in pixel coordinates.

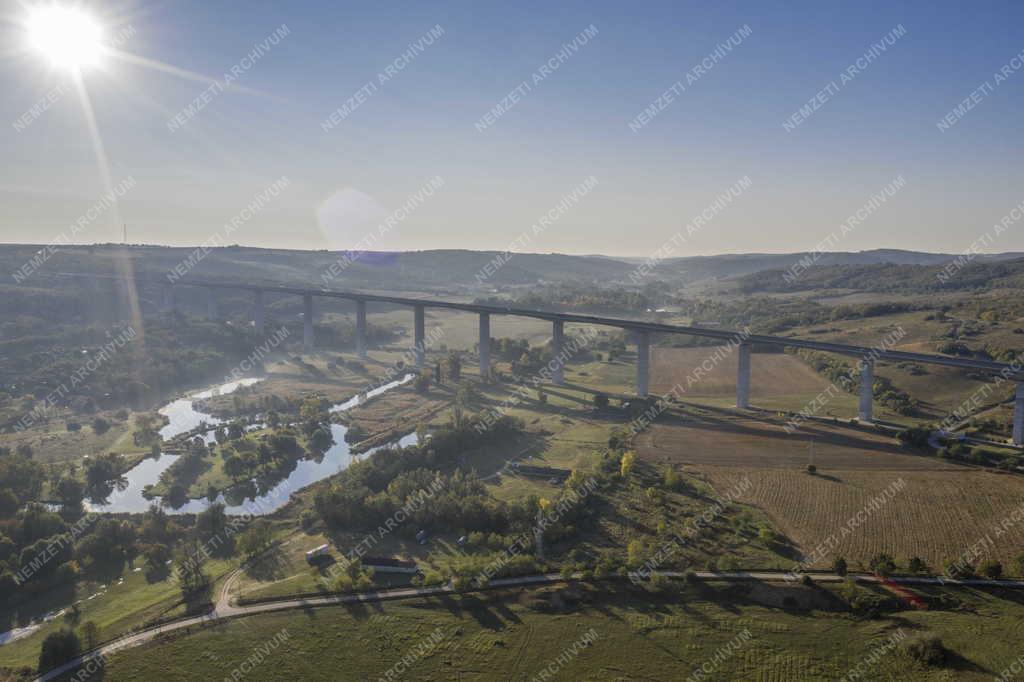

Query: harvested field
[
  {"left": 637, "top": 409, "right": 1024, "bottom": 568},
  {"left": 635, "top": 412, "right": 961, "bottom": 471},
  {"left": 649, "top": 346, "right": 844, "bottom": 411},
  {"left": 699, "top": 466, "right": 1024, "bottom": 570}
]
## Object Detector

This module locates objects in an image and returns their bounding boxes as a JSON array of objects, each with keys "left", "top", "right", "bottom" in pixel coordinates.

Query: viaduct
[{"left": 50, "top": 272, "right": 1024, "bottom": 446}]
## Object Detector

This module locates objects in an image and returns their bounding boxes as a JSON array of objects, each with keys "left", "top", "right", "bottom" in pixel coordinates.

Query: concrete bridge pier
[
  {"left": 253, "top": 290, "right": 265, "bottom": 335},
  {"left": 413, "top": 304, "right": 425, "bottom": 368},
  {"left": 303, "top": 294, "right": 315, "bottom": 351},
  {"left": 858, "top": 359, "right": 874, "bottom": 422},
  {"left": 552, "top": 320, "right": 565, "bottom": 385},
  {"left": 205, "top": 288, "right": 217, "bottom": 320},
  {"left": 736, "top": 342, "right": 751, "bottom": 409},
  {"left": 636, "top": 331, "right": 650, "bottom": 398},
  {"left": 355, "top": 300, "right": 368, "bottom": 359},
  {"left": 1013, "top": 384, "right": 1024, "bottom": 446},
  {"left": 478, "top": 313, "right": 490, "bottom": 379}
]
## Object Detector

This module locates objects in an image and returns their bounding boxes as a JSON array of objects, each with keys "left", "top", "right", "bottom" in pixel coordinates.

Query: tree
[
  {"left": 143, "top": 543, "right": 172, "bottom": 579},
  {"left": 620, "top": 451, "right": 636, "bottom": 478},
  {"left": 626, "top": 539, "right": 646, "bottom": 569},
  {"left": 54, "top": 476, "right": 85, "bottom": 511},
  {"left": 593, "top": 393, "right": 609, "bottom": 409},
  {"left": 414, "top": 371, "right": 432, "bottom": 393},
  {"left": 175, "top": 539, "right": 211, "bottom": 602},
  {"left": 223, "top": 454, "right": 246, "bottom": 481},
  {"left": 908, "top": 556, "right": 927, "bottom": 574},
  {"left": 832, "top": 557, "right": 848, "bottom": 576},
  {"left": 80, "top": 621, "right": 100, "bottom": 650},
  {"left": 196, "top": 502, "right": 228, "bottom": 540},
  {"left": 806, "top": 464, "right": 817, "bottom": 475},
  {"left": 237, "top": 520, "right": 273, "bottom": 559},
  {"left": 446, "top": 352, "right": 462, "bottom": 381},
  {"left": 662, "top": 465, "right": 681, "bottom": 491},
  {"left": 38, "top": 629, "right": 81, "bottom": 673},
  {"left": 979, "top": 560, "right": 1003, "bottom": 579},
  {"left": 869, "top": 553, "right": 897, "bottom": 576},
  {"left": 91, "top": 417, "right": 111, "bottom": 435}
]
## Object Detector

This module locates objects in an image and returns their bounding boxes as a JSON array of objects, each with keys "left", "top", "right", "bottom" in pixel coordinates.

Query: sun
[{"left": 27, "top": 5, "right": 105, "bottom": 71}]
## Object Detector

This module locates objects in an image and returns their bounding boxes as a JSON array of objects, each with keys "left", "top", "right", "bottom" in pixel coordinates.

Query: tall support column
[
  {"left": 205, "top": 288, "right": 217, "bottom": 320},
  {"left": 413, "top": 304, "right": 425, "bottom": 368},
  {"left": 355, "top": 300, "right": 368, "bottom": 359},
  {"left": 552, "top": 320, "right": 565, "bottom": 385},
  {"left": 478, "top": 313, "right": 490, "bottom": 379},
  {"left": 303, "top": 294, "right": 314, "bottom": 351},
  {"left": 253, "top": 290, "right": 265, "bottom": 335},
  {"left": 858, "top": 359, "right": 874, "bottom": 422},
  {"left": 636, "top": 331, "right": 650, "bottom": 398},
  {"left": 736, "top": 342, "right": 751, "bottom": 409},
  {"left": 1013, "top": 383, "right": 1024, "bottom": 446}
]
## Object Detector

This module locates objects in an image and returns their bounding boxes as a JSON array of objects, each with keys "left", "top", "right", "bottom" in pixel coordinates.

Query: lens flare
[{"left": 27, "top": 6, "right": 104, "bottom": 70}]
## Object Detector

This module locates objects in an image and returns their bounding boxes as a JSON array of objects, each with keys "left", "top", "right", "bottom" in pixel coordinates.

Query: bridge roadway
[{"left": 43, "top": 270, "right": 1024, "bottom": 444}]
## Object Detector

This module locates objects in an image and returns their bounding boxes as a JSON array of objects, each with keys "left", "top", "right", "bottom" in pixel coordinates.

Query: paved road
[{"left": 35, "top": 568, "right": 1024, "bottom": 680}]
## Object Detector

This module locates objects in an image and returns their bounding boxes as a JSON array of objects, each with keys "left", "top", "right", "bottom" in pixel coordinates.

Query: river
[{"left": 84, "top": 373, "right": 417, "bottom": 515}]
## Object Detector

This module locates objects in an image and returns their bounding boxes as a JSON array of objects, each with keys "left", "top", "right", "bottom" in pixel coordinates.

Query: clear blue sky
[{"left": 1, "top": 0, "right": 1023, "bottom": 257}]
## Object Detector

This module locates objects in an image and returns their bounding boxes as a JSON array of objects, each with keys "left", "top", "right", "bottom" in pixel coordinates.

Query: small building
[{"left": 305, "top": 544, "right": 330, "bottom": 563}]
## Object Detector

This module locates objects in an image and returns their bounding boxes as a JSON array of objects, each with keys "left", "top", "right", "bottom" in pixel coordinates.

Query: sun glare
[{"left": 27, "top": 6, "right": 104, "bottom": 70}]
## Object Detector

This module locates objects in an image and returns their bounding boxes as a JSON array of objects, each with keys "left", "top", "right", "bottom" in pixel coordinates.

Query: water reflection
[{"left": 84, "top": 374, "right": 416, "bottom": 515}]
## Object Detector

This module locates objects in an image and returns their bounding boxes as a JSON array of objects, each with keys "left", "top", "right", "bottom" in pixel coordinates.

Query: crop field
[
  {"left": 99, "top": 583, "right": 1024, "bottom": 681},
  {"left": 636, "top": 409, "right": 1024, "bottom": 570},
  {"left": 647, "top": 347, "right": 853, "bottom": 414},
  {"left": 633, "top": 411, "right": 952, "bottom": 471},
  {"left": 697, "top": 466, "right": 1024, "bottom": 571}
]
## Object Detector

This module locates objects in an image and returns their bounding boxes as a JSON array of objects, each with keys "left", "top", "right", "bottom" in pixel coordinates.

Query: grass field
[
  {"left": 98, "top": 582, "right": 1024, "bottom": 681},
  {"left": 649, "top": 347, "right": 835, "bottom": 411},
  {"left": 0, "top": 557, "right": 237, "bottom": 671},
  {"left": 2, "top": 414, "right": 147, "bottom": 465}
]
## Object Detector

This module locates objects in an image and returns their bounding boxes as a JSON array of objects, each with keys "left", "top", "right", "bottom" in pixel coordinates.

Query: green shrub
[
  {"left": 979, "top": 560, "right": 1003, "bottom": 579},
  {"left": 903, "top": 635, "right": 947, "bottom": 666}
]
